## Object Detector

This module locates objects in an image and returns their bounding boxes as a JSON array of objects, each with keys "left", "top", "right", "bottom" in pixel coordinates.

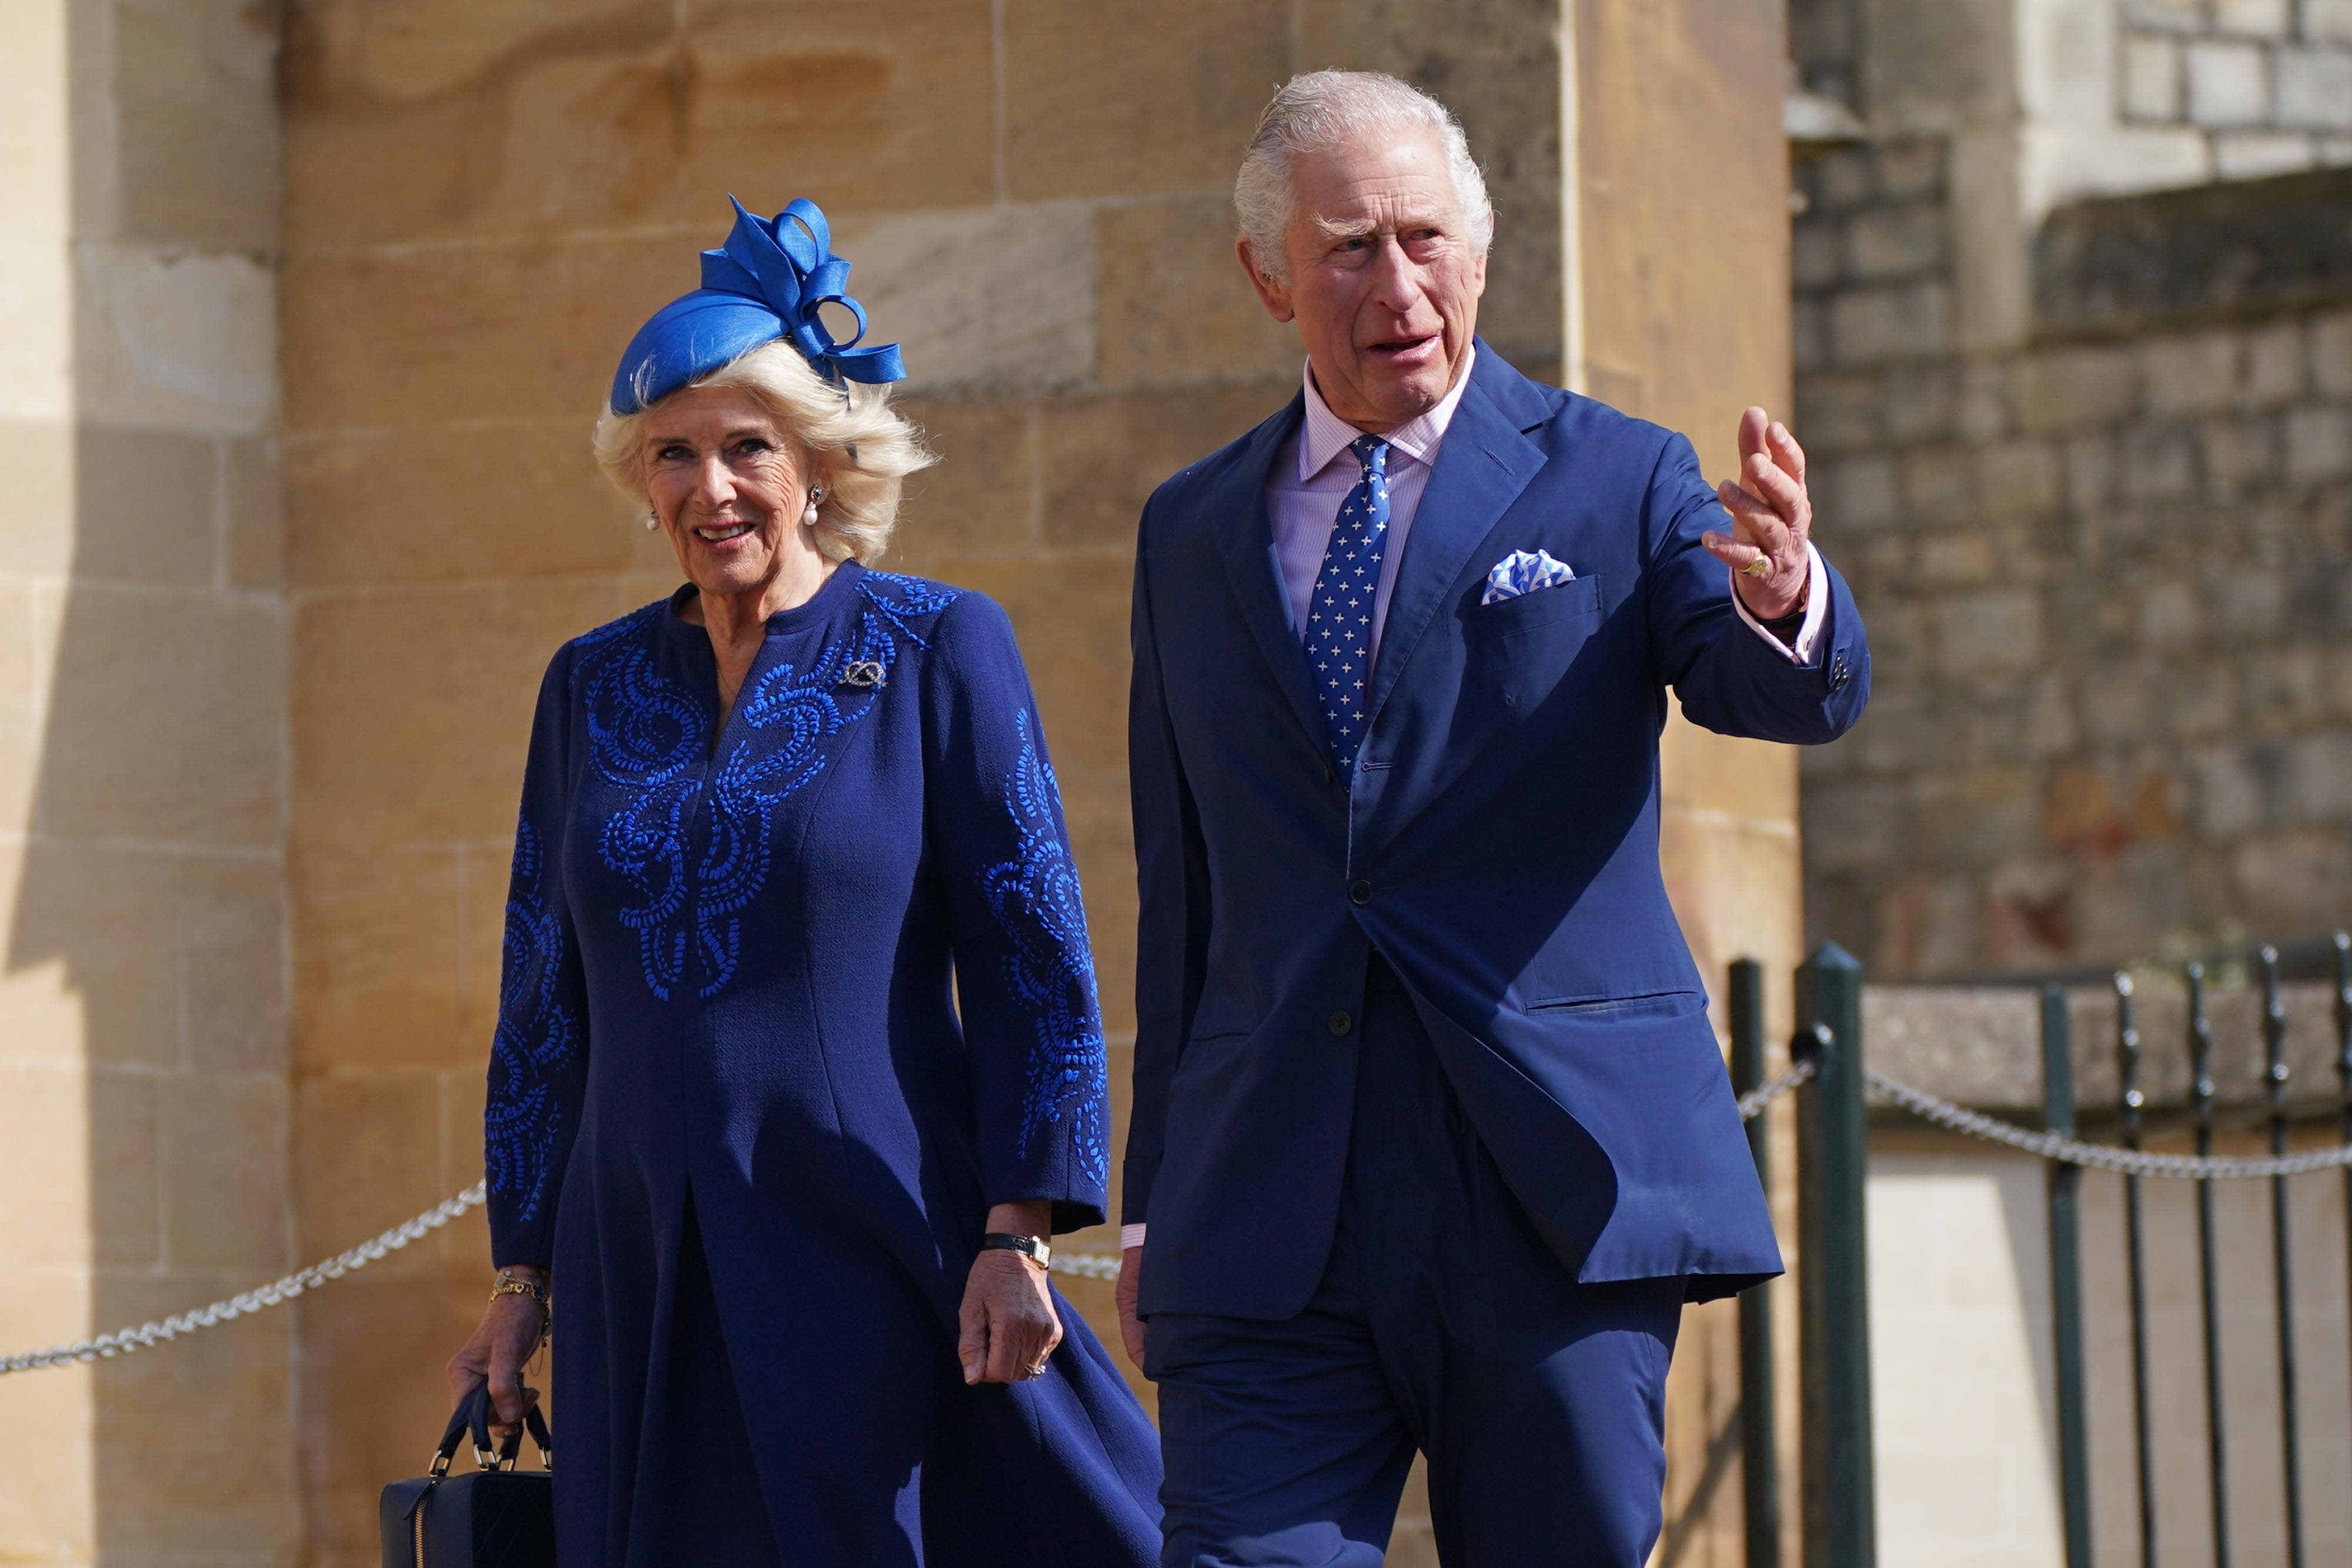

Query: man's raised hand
[{"left": 1702, "top": 406, "right": 1811, "bottom": 622}]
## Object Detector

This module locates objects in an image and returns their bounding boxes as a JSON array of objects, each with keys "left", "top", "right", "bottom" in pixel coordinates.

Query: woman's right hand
[{"left": 446, "top": 1277, "right": 547, "bottom": 1443}]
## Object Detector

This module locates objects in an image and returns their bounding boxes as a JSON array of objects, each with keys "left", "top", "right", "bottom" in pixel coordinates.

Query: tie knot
[{"left": 1350, "top": 434, "right": 1390, "bottom": 477}]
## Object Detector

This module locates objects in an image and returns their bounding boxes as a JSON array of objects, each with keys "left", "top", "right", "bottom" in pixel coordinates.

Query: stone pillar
[
  {"left": 0, "top": 0, "right": 293, "bottom": 1563},
  {"left": 1574, "top": 0, "right": 1805, "bottom": 1560}
]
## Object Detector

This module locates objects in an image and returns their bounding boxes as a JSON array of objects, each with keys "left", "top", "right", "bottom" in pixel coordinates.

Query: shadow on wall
[{"left": 0, "top": 0, "right": 297, "bottom": 1561}]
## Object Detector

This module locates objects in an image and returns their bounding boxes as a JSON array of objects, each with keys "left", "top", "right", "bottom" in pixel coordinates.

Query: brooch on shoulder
[{"left": 840, "top": 659, "right": 888, "bottom": 690}]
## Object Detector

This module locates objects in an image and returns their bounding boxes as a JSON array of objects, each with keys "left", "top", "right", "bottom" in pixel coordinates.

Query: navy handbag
[{"left": 379, "top": 1387, "right": 555, "bottom": 1568}]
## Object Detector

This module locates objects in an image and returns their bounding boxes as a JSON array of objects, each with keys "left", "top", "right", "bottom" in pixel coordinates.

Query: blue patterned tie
[{"left": 1304, "top": 435, "right": 1391, "bottom": 780}]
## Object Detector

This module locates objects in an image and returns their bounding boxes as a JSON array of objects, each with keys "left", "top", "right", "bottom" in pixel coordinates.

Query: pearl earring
[
  {"left": 804, "top": 485, "right": 824, "bottom": 527},
  {"left": 643, "top": 510, "right": 657, "bottom": 531}
]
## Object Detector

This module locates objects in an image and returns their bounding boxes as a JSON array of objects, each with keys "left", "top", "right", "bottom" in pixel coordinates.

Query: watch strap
[{"left": 980, "top": 1232, "right": 1051, "bottom": 1268}]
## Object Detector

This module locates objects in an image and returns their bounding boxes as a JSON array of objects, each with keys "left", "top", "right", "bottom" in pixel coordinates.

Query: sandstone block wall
[
  {"left": 0, "top": 4, "right": 1808, "bottom": 1561},
  {"left": 0, "top": 1, "right": 297, "bottom": 1563},
  {"left": 275, "top": 5, "right": 1572, "bottom": 1564}
]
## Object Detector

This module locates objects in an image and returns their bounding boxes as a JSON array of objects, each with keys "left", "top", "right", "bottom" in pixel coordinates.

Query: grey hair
[
  {"left": 592, "top": 340, "right": 934, "bottom": 567},
  {"left": 1234, "top": 70, "right": 1495, "bottom": 284}
]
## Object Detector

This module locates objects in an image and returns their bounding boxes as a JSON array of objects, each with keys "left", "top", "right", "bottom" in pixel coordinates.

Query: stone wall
[
  {"left": 0, "top": 1, "right": 295, "bottom": 1564},
  {"left": 2120, "top": 0, "right": 2352, "bottom": 176},
  {"left": 1795, "top": 146, "right": 2352, "bottom": 977},
  {"left": 1783, "top": 0, "right": 2352, "bottom": 978},
  {"left": 273, "top": 5, "right": 1577, "bottom": 1565},
  {"left": 0, "top": 2, "right": 1806, "bottom": 1561}
]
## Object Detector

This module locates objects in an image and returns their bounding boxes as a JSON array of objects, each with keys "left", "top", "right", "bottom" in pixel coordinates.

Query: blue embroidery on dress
[
  {"left": 485, "top": 816, "right": 583, "bottom": 1223},
  {"left": 579, "top": 574, "right": 961, "bottom": 999},
  {"left": 980, "top": 710, "right": 1111, "bottom": 1186}
]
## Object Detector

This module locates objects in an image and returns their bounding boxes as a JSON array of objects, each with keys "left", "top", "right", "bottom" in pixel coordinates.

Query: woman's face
[{"left": 641, "top": 385, "right": 824, "bottom": 603}]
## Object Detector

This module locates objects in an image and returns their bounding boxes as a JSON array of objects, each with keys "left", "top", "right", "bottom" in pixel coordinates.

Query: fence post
[
  {"left": 2187, "top": 961, "right": 2232, "bottom": 1568},
  {"left": 2336, "top": 934, "right": 2352, "bottom": 1461},
  {"left": 2041, "top": 985, "right": 2093, "bottom": 1568},
  {"left": 1796, "top": 942, "right": 1873, "bottom": 1568},
  {"left": 1730, "top": 957, "right": 1779, "bottom": 1568}
]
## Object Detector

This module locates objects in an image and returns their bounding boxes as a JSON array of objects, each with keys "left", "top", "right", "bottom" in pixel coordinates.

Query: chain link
[
  {"left": 1738, "top": 1058, "right": 1817, "bottom": 1120},
  {"left": 0, "top": 1180, "right": 1128, "bottom": 1379},
  {"left": 1865, "top": 1071, "right": 2352, "bottom": 1179},
  {"left": 8, "top": 1047, "right": 2337, "bottom": 1378},
  {"left": 0, "top": 1182, "right": 491, "bottom": 1377}
]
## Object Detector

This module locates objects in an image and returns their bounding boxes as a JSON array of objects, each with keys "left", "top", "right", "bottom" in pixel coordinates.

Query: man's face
[{"left": 1241, "top": 129, "right": 1487, "bottom": 432}]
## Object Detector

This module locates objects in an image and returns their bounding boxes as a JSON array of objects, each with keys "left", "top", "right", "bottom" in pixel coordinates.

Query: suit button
[
  {"left": 1328, "top": 1010, "right": 1354, "bottom": 1037},
  {"left": 1348, "top": 879, "right": 1374, "bottom": 905},
  {"left": 1828, "top": 656, "right": 1850, "bottom": 692}
]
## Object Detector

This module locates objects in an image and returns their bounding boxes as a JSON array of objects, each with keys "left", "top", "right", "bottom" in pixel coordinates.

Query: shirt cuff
[
  {"left": 1119, "top": 1222, "right": 1148, "bottom": 1251},
  {"left": 1729, "top": 541, "right": 1828, "bottom": 666}
]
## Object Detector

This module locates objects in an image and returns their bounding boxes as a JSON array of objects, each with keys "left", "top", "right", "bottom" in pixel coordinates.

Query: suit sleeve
[
  {"left": 922, "top": 592, "right": 1112, "bottom": 1234},
  {"left": 1642, "top": 431, "right": 1871, "bottom": 744},
  {"left": 485, "top": 649, "right": 592, "bottom": 1272},
  {"left": 1122, "top": 518, "right": 1213, "bottom": 1232}
]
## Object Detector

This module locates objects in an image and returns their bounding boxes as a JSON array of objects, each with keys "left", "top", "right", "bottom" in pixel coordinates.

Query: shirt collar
[{"left": 1296, "top": 343, "right": 1478, "bottom": 483}]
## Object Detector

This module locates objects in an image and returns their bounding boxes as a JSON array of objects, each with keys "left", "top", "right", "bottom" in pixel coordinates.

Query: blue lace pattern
[
  {"left": 485, "top": 817, "right": 583, "bottom": 1223},
  {"left": 579, "top": 573, "right": 960, "bottom": 1000},
  {"left": 981, "top": 711, "right": 1111, "bottom": 1186}
]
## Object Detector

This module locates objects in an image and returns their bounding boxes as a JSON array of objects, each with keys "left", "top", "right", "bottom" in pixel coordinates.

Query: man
[{"left": 1115, "top": 71, "right": 1869, "bottom": 1567}]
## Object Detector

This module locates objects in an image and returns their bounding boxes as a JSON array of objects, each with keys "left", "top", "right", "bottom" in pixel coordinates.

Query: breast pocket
[
  {"left": 1462, "top": 576, "right": 1606, "bottom": 720},
  {"left": 1465, "top": 574, "right": 1604, "bottom": 643}
]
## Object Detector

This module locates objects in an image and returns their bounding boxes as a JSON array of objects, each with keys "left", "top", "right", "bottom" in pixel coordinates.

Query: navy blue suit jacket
[{"left": 1124, "top": 344, "right": 1870, "bottom": 1320}]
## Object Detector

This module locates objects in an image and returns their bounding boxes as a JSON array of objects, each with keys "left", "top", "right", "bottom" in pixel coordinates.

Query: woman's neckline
[{"left": 664, "top": 559, "right": 867, "bottom": 639}]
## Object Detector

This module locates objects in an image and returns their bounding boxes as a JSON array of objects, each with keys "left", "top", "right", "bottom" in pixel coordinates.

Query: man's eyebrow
[
  {"left": 1309, "top": 210, "right": 1452, "bottom": 242},
  {"left": 1311, "top": 214, "right": 1378, "bottom": 242}
]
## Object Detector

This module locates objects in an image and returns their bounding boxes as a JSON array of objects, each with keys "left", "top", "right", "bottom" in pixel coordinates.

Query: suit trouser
[{"left": 1147, "top": 958, "right": 1682, "bottom": 1568}]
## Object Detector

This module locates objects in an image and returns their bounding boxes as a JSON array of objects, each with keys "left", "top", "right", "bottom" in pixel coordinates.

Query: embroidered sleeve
[
  {"left": 484, "top": 650, "right": 592, "bottom": 1271},
  {"left": 923, "top": 592, "right": 1112, "bottom": 1232}
]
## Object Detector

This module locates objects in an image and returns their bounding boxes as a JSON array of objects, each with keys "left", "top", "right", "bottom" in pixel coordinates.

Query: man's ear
[{"left": 1237, "top": 237, "right": 1296, "bottom": 324}]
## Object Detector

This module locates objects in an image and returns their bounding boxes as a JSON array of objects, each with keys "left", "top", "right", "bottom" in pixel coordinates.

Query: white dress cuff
[
  {"left": 1729, "top": 541, "right": 1828, "bottom": 666},
  {"left": 1119, "top": 1222, "right": 1148, "bottom": 1251}
]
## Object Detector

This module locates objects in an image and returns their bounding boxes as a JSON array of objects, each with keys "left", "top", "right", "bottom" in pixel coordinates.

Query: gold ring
[{"left": 1741, "top": 556, "right": 1770, "bottom": 579}]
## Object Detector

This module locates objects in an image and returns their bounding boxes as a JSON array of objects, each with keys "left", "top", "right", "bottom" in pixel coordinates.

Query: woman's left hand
[{"left": 958, "top": 1203, "right": 1064, "bottom": 1385}]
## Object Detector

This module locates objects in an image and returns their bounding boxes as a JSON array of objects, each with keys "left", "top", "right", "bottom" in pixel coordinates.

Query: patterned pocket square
[{"left": 1481, "top": 548, "right": 1576, "bottom": 606}]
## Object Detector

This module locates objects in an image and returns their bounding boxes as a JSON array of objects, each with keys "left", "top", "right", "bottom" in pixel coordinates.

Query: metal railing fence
[{"left": 1738, "top": 933, "right": 2352, "bottom": 1568}]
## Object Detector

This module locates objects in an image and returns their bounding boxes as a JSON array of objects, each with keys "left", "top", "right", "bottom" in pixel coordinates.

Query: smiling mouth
[{"left": 693, "top": 520, "right": 755, "bottom": 543}]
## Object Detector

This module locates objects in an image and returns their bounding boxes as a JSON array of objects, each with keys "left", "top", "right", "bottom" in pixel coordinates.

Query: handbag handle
[{"left": 431, "top": 1386, "right": 554, "bottom": 1477}]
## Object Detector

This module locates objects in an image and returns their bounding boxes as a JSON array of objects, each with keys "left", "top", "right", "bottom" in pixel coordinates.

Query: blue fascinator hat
[{"left": 608, "top": 196, "right": 907, "bottom": 415}]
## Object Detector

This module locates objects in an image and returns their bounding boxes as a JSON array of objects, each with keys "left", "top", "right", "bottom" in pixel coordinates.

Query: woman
[{"left": 445, "top": 197, "right": 1160, "bottom": 1566}]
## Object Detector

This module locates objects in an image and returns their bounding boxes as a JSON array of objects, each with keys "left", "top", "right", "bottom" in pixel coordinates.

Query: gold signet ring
[{"left": 1741, "top": 555, "right": 1771, "bottom": 578}]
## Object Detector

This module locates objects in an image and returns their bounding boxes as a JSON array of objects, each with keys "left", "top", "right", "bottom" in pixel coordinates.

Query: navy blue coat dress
[{"left": 482, "top": 563, "right": 1161, "bottom": 1567}]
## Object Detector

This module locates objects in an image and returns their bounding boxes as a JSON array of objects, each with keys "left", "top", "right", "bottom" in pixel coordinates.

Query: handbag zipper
[{"left": 413, "top": 1487, "right": 428, "bottom": 1568}]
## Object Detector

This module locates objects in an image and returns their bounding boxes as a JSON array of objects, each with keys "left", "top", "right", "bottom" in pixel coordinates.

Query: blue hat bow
[{"left": 609, "top": 196, "right": 907, "bottom": 416}]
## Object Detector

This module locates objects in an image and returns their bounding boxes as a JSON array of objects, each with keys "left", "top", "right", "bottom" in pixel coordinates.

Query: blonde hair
[{"left": 592, "top": 339, "right": 933, "bottom": 566}]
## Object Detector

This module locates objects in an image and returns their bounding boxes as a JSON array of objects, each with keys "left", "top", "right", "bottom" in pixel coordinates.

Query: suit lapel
[
  {"left": 1362, "top": 349, "right": 1550, "bottom": 732},
  {"left": 1212, "top": 395, "right": 1329, "bottom": 753}
]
